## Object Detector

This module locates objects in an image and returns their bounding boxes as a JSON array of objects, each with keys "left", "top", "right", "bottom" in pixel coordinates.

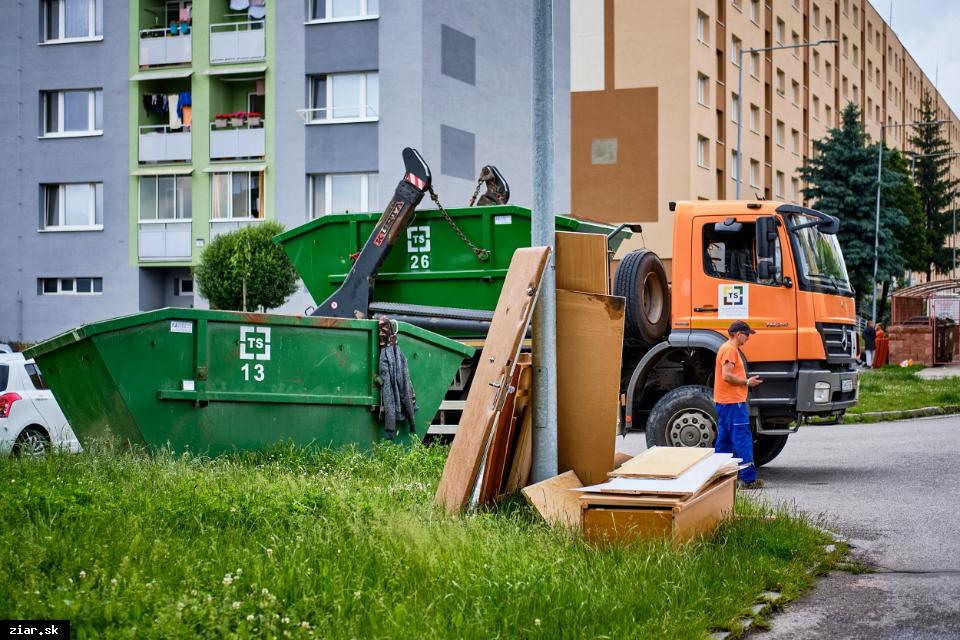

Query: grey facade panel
[
  {"left": 440, "top": 125, "right": 475, "bottom": 179},
  {"left": 304, "top": 20, "right": 379, "bottom": 75},
  {"left": 304, "top": 123, "right": 379, "bottom": 174},
  {"left": 274, "top": 0, "right": 308, "bottom": 233},
  {"left": 440, "top": 25, "right": 476, "bottom": 85}
]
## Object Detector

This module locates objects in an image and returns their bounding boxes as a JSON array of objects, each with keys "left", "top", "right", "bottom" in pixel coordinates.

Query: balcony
[
  {"left": 139, "top": 125, "right": 192, "bottom": 163},
  {"left": 210, "top": 118, "right": 265, "bottom": 160},
  {"left": 138, "top": 220, "right": 192, "bottom": 260},
  {"left": 210, "top": 218, "right": 263, "bottom": 238},
  {"left": 139, "top": 29, "right": 192, "bottom": 66},
  {"left": 210, "top": 21, "right": 265, "bottom": 64}
]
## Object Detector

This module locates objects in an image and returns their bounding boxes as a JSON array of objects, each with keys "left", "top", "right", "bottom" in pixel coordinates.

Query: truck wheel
[
  {"left": 753, "top": 434, "right": 789, "bottom": 467},
  {"left": 645, "top": 385, "right": 717, "bottom": 449},
  {"left": 614, "top": 250, "right": 671, "bottom": 345}
]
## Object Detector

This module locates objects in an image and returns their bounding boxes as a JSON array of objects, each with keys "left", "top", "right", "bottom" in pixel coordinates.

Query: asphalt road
[{"left": 619, "top": 416, "right": 960, "bottom": 639}]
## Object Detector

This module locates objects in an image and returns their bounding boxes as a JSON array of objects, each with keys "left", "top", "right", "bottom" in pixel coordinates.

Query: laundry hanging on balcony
[
  {"left": 229, "top": 0, "right": 250, "bottom": 10},
  {"left": 249, "top": 0, "right": 266, "bottom": 20}
]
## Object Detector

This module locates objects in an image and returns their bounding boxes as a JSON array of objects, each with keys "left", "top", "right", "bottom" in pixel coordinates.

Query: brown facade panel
[{"left": 571, "top": 87, "right": 659, "bottom": 223}]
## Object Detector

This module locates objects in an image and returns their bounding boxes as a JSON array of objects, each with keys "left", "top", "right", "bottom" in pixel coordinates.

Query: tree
[
  {"left": 909, "top": 90, "right": 958, "bottom": 279},
  {"left": 877, "top": 148, "right": 919, "bottom": 317},
  {"left": 194, "top": 221, "right": 298, "bottom": 312},
  {"left": 799, "top": 103, "right": 907, "bottom": 311}
]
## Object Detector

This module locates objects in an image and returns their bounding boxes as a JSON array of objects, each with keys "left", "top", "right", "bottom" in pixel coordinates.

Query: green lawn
[
  {"left": 848, "top": 365, "right": 960, "bottom": 419},
  {"left": 0, "top": 443, "right": 834, "bottom": 639}
]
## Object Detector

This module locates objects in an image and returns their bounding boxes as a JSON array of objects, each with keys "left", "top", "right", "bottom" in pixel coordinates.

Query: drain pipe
[{"left": 531, "top": 0, "right": 558, "bottom": 482}]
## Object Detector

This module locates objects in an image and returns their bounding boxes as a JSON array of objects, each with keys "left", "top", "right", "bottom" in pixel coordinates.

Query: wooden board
[
  {"left": 672, "top": 475, "right": 736, "bottom": 543},
  {"left": 435, "top": 247, "right": 550, "bottom": 514},
  {"left": 609, "top": 446, "right": 713, "bottom": 479},
  {"left": 556, "top": 289, "right": 625, "bottom": 485},
  {"left": 478, "top": 360, "right": 531, "bottom": 503},
  {"left": 579, "top": 473, "right": 735, "bottom": 508},
  {"left": 504, "top": 403, "right": 533, "bottom": 493},
  {"left": 579, "top": 454, "right": 737, "bottom": 497},
  {"left": 521, "top": 470, "right": 583, "bottom": 528},
  {"left": 555, "top": 232, "right": 610, "bottom": 295}
]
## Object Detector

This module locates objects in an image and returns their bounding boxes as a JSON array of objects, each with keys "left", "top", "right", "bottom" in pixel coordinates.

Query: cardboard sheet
[{"left": 578, "top": 453, "right": 739, "bottom": 497}]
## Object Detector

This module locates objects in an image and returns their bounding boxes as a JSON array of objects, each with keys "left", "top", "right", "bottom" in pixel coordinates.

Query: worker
[
  {"left": 863, "top": 321, "right": 877, "bottom": 368},
  {"left": 714, "top": 320, "right": 764, "bottom": 489}
]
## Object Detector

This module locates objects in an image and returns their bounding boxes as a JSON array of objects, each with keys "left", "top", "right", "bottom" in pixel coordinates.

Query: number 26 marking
[
  {"left": 242, "top": 363, "right": 265, "bottom": 382},
  {"left": 410, "top": 254, "right": 431, "bottom": 270}
]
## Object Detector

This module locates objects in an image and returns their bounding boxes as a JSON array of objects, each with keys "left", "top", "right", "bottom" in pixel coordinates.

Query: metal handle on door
[{"left": 693, "top": 306, "right": 717, "bottom": 313}]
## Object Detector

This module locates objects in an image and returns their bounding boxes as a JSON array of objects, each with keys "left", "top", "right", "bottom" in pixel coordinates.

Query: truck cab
[{"left": 624, "top": 200, "right": 858, "bottom": 466}]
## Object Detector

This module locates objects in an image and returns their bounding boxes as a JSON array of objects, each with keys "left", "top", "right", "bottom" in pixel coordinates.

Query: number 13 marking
[{"left": 241, "top": 363, "right": 265, "bottom": 382}]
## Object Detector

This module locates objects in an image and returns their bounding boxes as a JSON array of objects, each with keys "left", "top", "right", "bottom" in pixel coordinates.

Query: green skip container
[
  {"left": 275, "top": 204, "right": 624, "bottom": 313},
  {"left": 25, "top": 309, "right": 473, "bottom": 455}
]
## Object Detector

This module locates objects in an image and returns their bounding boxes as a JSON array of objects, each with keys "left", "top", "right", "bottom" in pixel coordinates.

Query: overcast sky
[{"left": 870, "top": 0, "right": 960, "bottom": 113}]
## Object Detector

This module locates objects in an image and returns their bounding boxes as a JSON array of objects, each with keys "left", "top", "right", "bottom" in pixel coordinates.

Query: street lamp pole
[
  {"left": 736, "top": 39, "right": 836, "bottom": 199},
  {"left": 872, "top": 121, "right": 951, "bottom": 323}
]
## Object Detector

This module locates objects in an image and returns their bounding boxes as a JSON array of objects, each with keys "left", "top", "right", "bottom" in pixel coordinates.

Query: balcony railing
[
  {"left": 139, "top": 125, "right": 192, "bottom": 163},
  {"left": 138, "top": 219, "right": 192, "bottom": 260},
  {"left": 210, "top": 218, "right": 263, "bottom": 238},
  {"left": 210, "top": 121, "right": 265, "bottom": 160},
  {"left": 139, "top": 29, "right": 192, "bottom": 66},
  {"left": 210, "top": 21, "right": 265, "bottom": 64},
  {"left": 296, "top": 105, "right": 379, "bottom": 124}
]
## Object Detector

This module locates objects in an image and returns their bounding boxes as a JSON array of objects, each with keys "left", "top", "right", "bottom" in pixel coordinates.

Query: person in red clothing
[{"left": 714, "top": 320, "right": 764, "bottom": 489}]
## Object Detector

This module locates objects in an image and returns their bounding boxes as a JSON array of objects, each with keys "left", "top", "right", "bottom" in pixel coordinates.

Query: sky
[{"left": 870, "top": 0, "right": 960, "bottom": 113}]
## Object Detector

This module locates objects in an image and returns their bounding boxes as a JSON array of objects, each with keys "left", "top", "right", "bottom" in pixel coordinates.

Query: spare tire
[{"left": 614, "top": 249, "right": 671, "bottom": 344}]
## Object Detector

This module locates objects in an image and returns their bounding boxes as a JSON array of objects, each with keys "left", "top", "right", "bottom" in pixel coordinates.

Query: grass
[
  {"left": 847, "top": 365, "right": 960, "bottom": 419},
  {"left": 0, "top": 442, "right": 834, "bottom": 639}
]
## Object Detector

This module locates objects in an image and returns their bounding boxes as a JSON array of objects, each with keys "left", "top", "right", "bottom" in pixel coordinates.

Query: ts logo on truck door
[
  {"left": 718, "top": 284, "right": 749, "bottom": 318},
  {"left": 239, "top": 326, "right": 270, "bottom": 382}
]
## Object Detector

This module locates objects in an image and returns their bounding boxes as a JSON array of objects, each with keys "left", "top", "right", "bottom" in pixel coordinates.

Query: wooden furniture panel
[
  {"left": 609, "top": 446, "right": 713, "bottom": 479},
  {"left": 521, "top": 470, "right": 583, "bottom": 528},
  {"left": 555, "top": 231, "right": 610, "bottom": 294}
]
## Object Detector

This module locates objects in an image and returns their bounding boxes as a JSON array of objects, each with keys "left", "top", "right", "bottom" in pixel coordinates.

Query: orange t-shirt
[{"left": 714, "top": 341, "right": 747, "bottom": 404}]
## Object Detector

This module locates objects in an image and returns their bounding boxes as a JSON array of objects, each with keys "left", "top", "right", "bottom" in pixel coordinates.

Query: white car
[{"left": 0, "top": 353, "right": 80, "bottom": 456}]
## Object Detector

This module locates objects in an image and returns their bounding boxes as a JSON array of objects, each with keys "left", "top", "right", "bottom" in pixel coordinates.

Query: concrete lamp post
[
  {"left": 871, "top": 121, "right": 951, "bottom": 323},
  {"left": 735, "top": 39, "right": 837, "bottom": 199}
]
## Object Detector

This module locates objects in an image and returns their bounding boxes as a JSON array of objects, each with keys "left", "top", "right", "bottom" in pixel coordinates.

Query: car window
[
  {"left": 23, "top": 363, "right": 48, "bottom": 390},
  {"left": 0, "top": 364, "right": 8, "bottom": 391},
  {"left": 702, "top": 221, "right": 780, "bottom": 285}
]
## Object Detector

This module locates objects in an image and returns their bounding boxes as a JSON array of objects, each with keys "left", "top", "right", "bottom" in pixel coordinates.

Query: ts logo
[
  {"left": 722, "top": 285, "right": 745, "bottom": 306},
  {"left": 239, "top": 326, "right": 271, "bottom": 361}
]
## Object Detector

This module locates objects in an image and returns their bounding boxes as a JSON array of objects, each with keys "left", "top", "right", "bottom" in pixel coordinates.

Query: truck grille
[{"left": 817, "top": 323, "right": 857, "bottom": 363}]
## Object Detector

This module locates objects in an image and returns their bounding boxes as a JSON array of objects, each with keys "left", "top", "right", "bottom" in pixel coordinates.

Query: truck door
[{"left": 691, "top": 216, "right": 797, "bottom": 361}]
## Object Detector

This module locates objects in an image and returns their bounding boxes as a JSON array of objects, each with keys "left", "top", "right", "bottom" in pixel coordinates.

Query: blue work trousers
[{"left": 714, "top": 402, "right": 756, "bottom": 482}]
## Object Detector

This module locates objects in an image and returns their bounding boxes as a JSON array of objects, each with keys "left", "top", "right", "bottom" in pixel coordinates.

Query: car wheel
[
  {"left": 13, "top": 427, "right": 50, "bottom": 457},
  {"left": 645, "top": 385, "right": 717, "bottom": 448}
]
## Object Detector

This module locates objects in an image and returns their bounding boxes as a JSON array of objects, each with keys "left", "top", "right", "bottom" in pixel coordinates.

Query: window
[
  {"left": 697, "top": 136, "right": 709, "bottom": 168},
  {"left": 825, "top": 17, "right": 832, "bottom": 36},
  {"left": 306, "top": 72, "right": 379, "bottom": 122},
  {"left": 211, "top": 172, "right": 263, "bottom": 220},
  {"left": 813, "top": 50, "right": 821, "bottom": 75},
  {"left": 791, "top": 80, "right": 800, "bottom": 105},
  {"left": 812, "top": 95, "right": 820, "bottom": 119},
  {"left": 749, "top": 104, "right": 760, "bottom": 132},
  {"left": 174, "top": 278, "right": 194, "bottom": 297},
  {"left": 309, "top": 173, "right": 379, "bottom": 217},
  {"left": 749, "top": 0, "right": 759, "bottom": 23},
  {"left": 776, "top": 19, "right": 785, "bottom": 45},
  {"left": 38, "top": 277, "right": 102, "bottom": 295},
  {"left": 697, "top": 11, "right": 709, "bottom": 44},
  {"left": 853, "top": 4, "right": 859, "bottom": 26},
  {"left": 791, "top": 129, "right": 800, "bottom": 154},
  {"left": 23, "top": 363, "right": 48, "bottom": 390},
  {"left": 697, "top": 74, "right": 709, "bottom": 105},
  {"left": 41, "top": 0, "right": 102, "bottom": 43},
  {"left": 791, "top": 178, "right": 800, "bottom": 201},
  {"left": 749, "top": 159, "right": 760, "bottom": 187},
  {"left": 41, "top": 89, "right": 102, "bottom": 137},
  {"left": 842, "top": 76, "right": 848, "bottom": 97},
  {"left": 40, "top": 183, "right": 102, "bottom": 230},
  {"left": 852, "top": 45, "right": 859, "bottom": 67},
  {"left": 792, "top": 32, "right": 800, "bottom": 56},
  {"left": 749, "top": 51, "right": 760, "bottom": 77},
  {"left": 825, "top": 61, "right": 832, "bottom": 84},
  {"left": 813, "top": 4, "right": 820, "bottom": 29},
  {"left": 825, "top": 103, "right": 833, "bottom": 123},
  {"left": 139, "top": 175, "right": 191, "bottom": 221},
  {"left": 702, "top": 221, "right": 779, "bottom": 285},
  {"left": 731, "top": 150, "right": 740, "bottom": 181},
  {"left": 731, "top": 93, "right": 740, "bottom": 123},
  {"left": 730, "top": 36, "right": 742, "bottom": 65},
  {"left": 775, "top": 171, "right": 785, "bottom": 197},
  {"left": 308, "top": 0, "right": 378, "bottom": 21},
  {"left": 843, "top": 0, "right": 848, "bottom": 15},
  {"left": 852, "top": 83, "right": 858, "bottom": 101},
  {"left": 842, "top": 35, "right": 848, "bottom": 58},
  {"left": 775, "top": 120, "right": 785, "bottom": 146},
  {"left": 776, "top": 69, "right": 785, "bottom": 96},
  {"left": 868, "top": 23, "right": 872, "bottom": 42}
]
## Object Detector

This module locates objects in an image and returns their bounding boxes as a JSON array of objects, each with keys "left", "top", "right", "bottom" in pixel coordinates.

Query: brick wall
[{"left": 887, "top": 325, "right": 934, "bottom": 366}]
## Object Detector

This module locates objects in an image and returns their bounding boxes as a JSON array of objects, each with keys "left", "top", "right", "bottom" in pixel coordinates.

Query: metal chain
[
  {"left": 468, "top": 179, "right": 483, "bottom": 207},
  {"left": 428, "top": 187, "right": 491, "bottom": 262}
]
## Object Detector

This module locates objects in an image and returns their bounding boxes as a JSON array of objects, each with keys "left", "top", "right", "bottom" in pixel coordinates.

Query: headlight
[{"left": 814, "top": 381, "right": 831, "bottom": 404}]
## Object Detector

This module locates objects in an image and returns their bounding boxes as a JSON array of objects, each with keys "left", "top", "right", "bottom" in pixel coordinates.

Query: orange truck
[{"left": 618, "top": 200, "right": 859, "bottom": 466}]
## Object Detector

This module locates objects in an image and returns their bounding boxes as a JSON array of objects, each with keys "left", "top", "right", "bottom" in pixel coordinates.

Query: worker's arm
[{"left": 722, "top": 361, "right": 762, "bottom": 387}]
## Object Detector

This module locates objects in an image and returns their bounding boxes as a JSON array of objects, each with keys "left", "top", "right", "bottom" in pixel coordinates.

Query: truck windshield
[{"left": 787, "top": 213, "right": 854, "bottom": 297}]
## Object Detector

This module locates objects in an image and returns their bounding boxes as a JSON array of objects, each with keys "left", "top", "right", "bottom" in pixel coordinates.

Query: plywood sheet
[
  {"left": 579, "top": 473, "right": 734, "bottom": 508},
  {"left": 478, "top": 360, "right": 531, "bottom": 503},
  {"left": 555, "top": 231, "right": 610, "bottom": 294},
  {"left": 556, "top": 289, "right": 625, "bottom": 485},
  {"left": 504, "top": 404, "right": 533, "bottom": 493},
  {"left": 521, "top": 470, "right": 583, "bottom": 528},
  {"left": 673, "top": 475, "right": 736, "bottom": 543},
  {"left": 435, "top": 247, "right": 550, "bottom": 514},
  {"left": 579, "top": 453, "right": 738, "bottom": 497},
  {"left": 609, "top": 446, "right": 713, "bottom": 479}
]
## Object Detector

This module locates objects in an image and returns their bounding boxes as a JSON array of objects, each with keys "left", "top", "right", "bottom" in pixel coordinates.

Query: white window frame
[
  {"left": 41, "top": 89, "right": 102, "bottom": 138},
  {"left": 210, "top": 171, "right": 264, "bottom": 221},
  {"left": 40, "top": 0, "right": 103, "bottom": 44},
  {"left": 749, "top": 0, "right": 760, "bottom": 23},
  {"left": 775, "top": 120, "right": 785, "bottom": 146},
  {"left": 791, "top": 80, "right": 800, "bottom": 106},
  {"left": 749, "top": 104, "right": 760, "bottom": 132},
  {"left": 730, "top": 150, "right": 740, "bottom": 182},
  {"left": 776, "top": 19, "right": 785, "bottom": 45},
  {"left": 174, "top": 277, "right": 194, "bottom": 297},
  {"left": 305, "top": 0, "right": 379, "bottom": 24},
  {"left": 775, "top": 172, "right": 785, "bottom": 198},
  {"left": 304, "top": 72, "right": 379, "bottom": 124},
  {"left": 730, "top": 93, "right": 740, "bottom": 124},
  {"left": 749, "top": 159, "right": 760, "bottom": 187},
  {"left": 138, "top": 175, "right": 192, "bottom": 221},
  {"left": 697, "top": 74, "right": 709, "bottom": 106},
  {"left": 813, "top": 50, "right": 820, "bottom": 76},
  {"left": 730, "top": 36, "right": 742, "bottom": 66},
  {"left": 39, "top": 182, "right": 102, "bottom": 232},
  {"left": 38, "top": 277, "right": 103, "bottom": 296},
  {"left": 696, "top": 12, "right": 709, "bottom": 45},
  {"left": 696, "top": 136, "right": 709, "bottom": 168},
  {"left": 749, "top": 51, "right": 760, "bottom": 78},
  {"left": 792, "top": 129, "right": 800, "bottom": 155},
  {"left": 308, "top": 172, "right": 378, "bottom": 218},
  {"left": 776, "top": 70, "right": 785, "bottom": 96}
]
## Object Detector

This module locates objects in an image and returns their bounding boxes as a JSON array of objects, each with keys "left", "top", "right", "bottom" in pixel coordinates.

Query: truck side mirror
[{"left": 755, "top": 216, "right": 779, "bottom": 281}]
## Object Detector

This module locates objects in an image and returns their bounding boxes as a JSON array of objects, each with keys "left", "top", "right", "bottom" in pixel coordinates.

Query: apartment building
[
  {"left": 2, "top": 1, "right": 570, "bottom": 343},
  {"left": 571, "top": 0, "right": 960, "bottom": 277}
]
